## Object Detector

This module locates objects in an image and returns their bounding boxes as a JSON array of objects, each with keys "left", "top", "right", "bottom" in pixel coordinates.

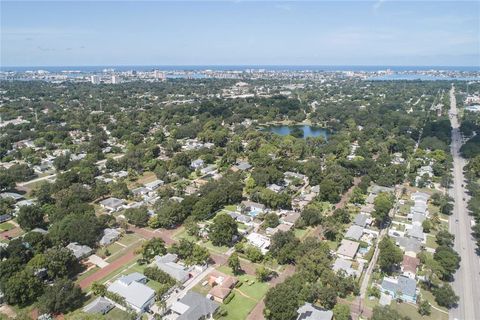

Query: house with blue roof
[{"left": 380, "top": 275, "right": 417, "bottom": 303}]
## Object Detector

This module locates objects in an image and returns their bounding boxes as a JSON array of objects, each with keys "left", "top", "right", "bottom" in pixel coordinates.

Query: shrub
[{"left": 224, "top": 292, "right": 235, "bottom": 304}]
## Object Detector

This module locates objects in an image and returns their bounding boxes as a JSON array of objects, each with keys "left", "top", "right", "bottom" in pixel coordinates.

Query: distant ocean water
[{"left": 1, "top": 65, "right": 479, "bottom": 72}]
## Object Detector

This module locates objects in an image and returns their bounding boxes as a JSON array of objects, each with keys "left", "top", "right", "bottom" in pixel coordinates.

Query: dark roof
[
  {"left": 0, "top": 214, "right": 12, "bottom": 223},
  {"left": 353, "top": 214, "right": 368, "bottom": 227},
  {"left": 176, "top": 291, "right": 219, "bottom": 320},
  {"left": 83, "top": 297, "right": 114, "bottom": 314}
]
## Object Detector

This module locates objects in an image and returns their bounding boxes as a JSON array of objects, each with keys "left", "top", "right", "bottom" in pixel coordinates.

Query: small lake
[{"left": 262, "top": 125, "right": 329, "bottom": 139}]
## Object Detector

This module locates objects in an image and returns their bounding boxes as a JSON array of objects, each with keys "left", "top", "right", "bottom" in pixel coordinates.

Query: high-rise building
[
  {"left": 91, "top": 75, "right": 100, "bottom": 84},
  {"left": 111, "top": 75, "right": 120, "bottom": 84}
]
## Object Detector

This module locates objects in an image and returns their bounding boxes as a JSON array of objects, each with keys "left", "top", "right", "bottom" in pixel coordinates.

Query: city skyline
[{"left": 1, "top": 1, "right": 479, "bottom": 67}]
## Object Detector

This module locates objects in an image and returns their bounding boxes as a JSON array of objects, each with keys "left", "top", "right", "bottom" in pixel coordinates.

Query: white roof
[{"left": 107, "top": 279, "right": 155, "bottom": 310}]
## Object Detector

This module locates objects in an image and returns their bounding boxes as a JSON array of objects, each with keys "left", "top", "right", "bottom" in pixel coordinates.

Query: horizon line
[{"left": 1, "top": 64, "right": 479, "bottom": 68}]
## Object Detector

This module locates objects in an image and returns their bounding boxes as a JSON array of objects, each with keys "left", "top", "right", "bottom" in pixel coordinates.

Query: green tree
[
  {"left": 433, "top": 284, "right": 459, "bottom": 308},
  {"left": 49, "top": 213, "right": 102, "bottom": 247},
  {"left": 436, "top": 230, "right": 455, "bottom": 247},
  {"left": 3, "top": 270, "right": 43, "bottom": 306},
  {"left": 333, "top": 303, "right": 351, "bottom": 320},
  {"left": 228, "top": 252, "right": 241, "bottom": 275},
  {"left": 372, "top": 192, "right": 394, "bottom": 226},
  {"left": 124, "top": 206, "right": 149, "bottom": 227},
  {"left": 209, "top": 213, "right": 238, "bottom": 246},
  {"left": 270, "top": 231, "right": 300, "bottom": 265},
  {"left": 255, "top": 266, "right": 270, "bottom": 282},
  {"left": 91, "top": 282, "right": 106, "bottom": 296},
  {"left": 263, "top": 213, "right": 280, "bottom": 228},
  {"left": 433, "top": 246, "right": 460, "bottom": 280},
  {"left": 264, "top": 276, "right": 303, "bottom": 320},
  {"left": 16, "top": 205, "right": 46, "bottom": 231},
  {"left": 418, "top": 299, "right": 431, "bottom": 316},
  {"left": 378, "top": 237, "right": 403, "bottom": 273},
  {"left": 169, "top": 239, "right": 210, "bottom": 266},
  {"left": 38, "top": 279, "right": 84, "bottom": 314},
  {"left": 139, "top": 238, "right": 166, "bottom": 261}
]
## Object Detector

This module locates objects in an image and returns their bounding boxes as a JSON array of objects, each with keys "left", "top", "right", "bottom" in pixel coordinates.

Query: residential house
[
  {"left": 332, "top": 257, "right": 360, "bottom": 278},
  {"left": 406, "top": 225, "right": 426, "bottom": 243},
  {"left": 99, "top": 197, "right": 125, "bottom": 212},
  {"left": 154, "top": 254, "right": 190, "bottom": 283},
  {"left": 371, "top": 185, "right": 394, "bottom": 195},
  {"left": 267, "top": 183, "right": 284, "bottom": 193},
  {"left": 207, "top": 271, "right": 238, "bottom": 303},
  {"left": 191, "top": 159, "right": 205, "bottom": 169},
  {"left": 170, "top": 291, "right": 219, "bottom": 320},
  {"left": 401, "top": 255, "right": 420, "bottom": 279},
  {"left": 111, "top": 170, "right": 128, "bottom": 179},
  {"left": 144, "top": 179, "right": 164, "bottom": 191},
  {"left": 200, "top": 164, "right": 217, "bottom": 175},
  {"left": 66, "top": 242, "right": 93, "bottom": 259},
  {"left": 83, "top": 297, "right": 114, "bottom": 315},
  {"left": 107, "top": 273, "right": 155, "bottom": 313},
  {"left": 353, "top": 214, "right": 370, "bottom": 227},
  {"left": 240, "top": 201, "right": 265, "bottom": 217},
  {"left": 395, "top": 236, "right": 423, "bottom": 257},
  {"left": 380, "top": 275, "right": 417, "bottom": 303},
  {"left": 246, "top": 232, "right": 270, "bottom": 254},
  {"left": 232, "top": 161, "right": 252, "bottom": 172},
  {"left": 336, "top": 239, "right": 360, "bottom": 260},
  {"left": 296, "top": 302, "right": 333, "bottom": 320},
  {"left": 99, "top": 228, "right": 121, "bottom": 246},
  {"left": 345, "top": 225, "right": 364, "bottom": 241},
  {"left": 0, "top": 192, "right": 24, "bottom": 202},
  {"left": 0, "top": 214, "right": 12, "bottom": 223},
  {"left": 281, "top": 211, "right": 301, "bottom": 226},
  {"left": 132, "top": 187, "right": 149, "bottom": 198}
]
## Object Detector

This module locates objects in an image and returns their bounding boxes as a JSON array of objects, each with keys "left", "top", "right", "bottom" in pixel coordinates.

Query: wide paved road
[{"left": 448, "top": 85, "right": 480, "bottom": 320}]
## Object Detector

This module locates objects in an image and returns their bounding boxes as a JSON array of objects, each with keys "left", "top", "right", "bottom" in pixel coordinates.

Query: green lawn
[
  {"left": 220, "top": 292, "right": 258, "bottom": 320},
  {"left": 326, "top": 240, "right": 339, "bottom": 251},
  {"left": 0, "top": 222, "right": 15, "bottom": 232},
  {"left": 146, "top": 279, "right": 164, "bottom": 292},
  {"left": 96, "top": 242, "right": 123, "bottom": 258},
  {"left": 294, "top": 227, "right": 309, "bottom": 240},
  {"left": 224, "top": 204, "right": 237, "bottom": 212},
  {"left": 106, "top": 307, "right": 134, "bottom": 320},
  {"left": 216, "top": 266, "right": 269, "bottom": 320},
  {"left": 420, "top": 288, "right": 448, "bottom": 313},
  {"left": 202, "top": 240, "right": 230, "bottom": 254},
  {"left": 391, "top": 301, "right": 448, "bottom": 320},
  {"left": 172, "top": 226, "right": 197, "bottom": 242},
  {"left": 117, "top": 232, "right": 141, "bottom": 246}
]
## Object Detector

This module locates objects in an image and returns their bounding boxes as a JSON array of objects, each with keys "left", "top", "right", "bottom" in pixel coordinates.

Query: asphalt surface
[{"left": 448, "top": 86, "right": 480, "bottom": 320}]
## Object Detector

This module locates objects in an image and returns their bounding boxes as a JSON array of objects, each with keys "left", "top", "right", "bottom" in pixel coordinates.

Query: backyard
[{"left": 216, "top": 266, "right": 269, "bottom": 320}]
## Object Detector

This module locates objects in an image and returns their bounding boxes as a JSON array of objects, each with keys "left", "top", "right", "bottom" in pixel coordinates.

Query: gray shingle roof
[
  {"left": 99, "top": 197, "right": 125, "bottom": 209},
  {"left": 353, "top": 214, "right": 368, "bottom": 227},
  {"left": 173, "top": 291, "right": 220, "bottom": 320},
  {"left": 154, "top": 259, "right": 189, "bottom": 283},
  {"left": 345, "top": 225, "right": 364, "bottom": 241},
  {"left": 83, "top": 297, "right": 114, "bottom": 314},
  {"left": 297, "top": 302, "right": 333, "bottom": 320}
]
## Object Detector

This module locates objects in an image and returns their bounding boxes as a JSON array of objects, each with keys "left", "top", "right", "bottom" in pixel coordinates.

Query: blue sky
[{"left": 1, "top": 1, "right": 479, "bottom": 66}]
